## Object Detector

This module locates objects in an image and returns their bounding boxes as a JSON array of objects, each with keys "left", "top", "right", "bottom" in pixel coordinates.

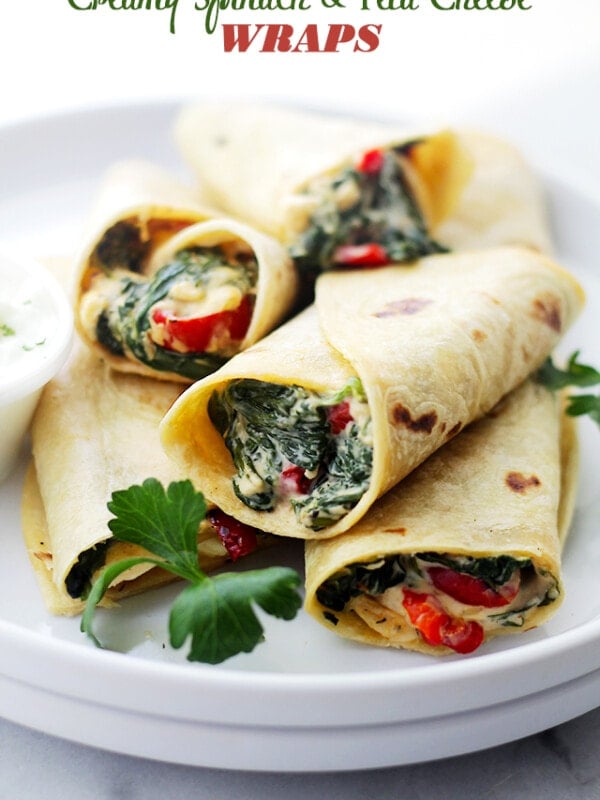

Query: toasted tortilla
[
  {"left": 160, "top": 246, "right": 584, "bottom": 540},
  {"left": 304, "top": 380, "right": 579, "bottom": 655},
  {"left": 22, "top": 337, "right": 231, "bottom": 615}
]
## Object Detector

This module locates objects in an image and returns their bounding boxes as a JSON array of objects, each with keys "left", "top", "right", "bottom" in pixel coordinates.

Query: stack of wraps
[
  {"left": 22, "top": 106, "right": 585, "bottom": 657},
  {"left": 161, "top": 246, "right": 584, "bottom": 653},
  {"left": 166, "top": 103, "right": 582, "bottom": 654},
  {"left": 23, "top": 258, "right": 274, "bottom": 615}
]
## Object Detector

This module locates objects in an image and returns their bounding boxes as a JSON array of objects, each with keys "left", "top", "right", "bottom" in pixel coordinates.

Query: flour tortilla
[
  {"left": 74, "top": 160, "right": 297, "bottom": 382},
  {"left": 22, "top": 338, "right": 232, "bottom": 615},
  {"left": 160, "top": 246, "right": 584, "bottom": 540},
  {"left": 174, "top": 103, "right": 550, "bottom": 253},
  {"left": 304, "top": 380, "right": 578, "bottom": 655}
]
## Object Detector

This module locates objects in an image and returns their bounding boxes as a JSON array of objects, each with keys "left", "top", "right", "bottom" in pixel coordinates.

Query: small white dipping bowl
[{"left": 0, "top": 252, "right": 73, "bottom": 481}]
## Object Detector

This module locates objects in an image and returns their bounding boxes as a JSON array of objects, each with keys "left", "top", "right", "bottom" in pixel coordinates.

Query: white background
[
  {"left": 0, "top": 1, "right": 598, "bottom": 126},
  {"left": 0, "top": 1, "right": 597, "bottom": 189}
]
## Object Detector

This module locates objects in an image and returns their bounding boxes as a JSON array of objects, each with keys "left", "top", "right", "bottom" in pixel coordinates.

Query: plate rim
[{"left": 0, "top": 101, "right": 598, "bottom": 761}]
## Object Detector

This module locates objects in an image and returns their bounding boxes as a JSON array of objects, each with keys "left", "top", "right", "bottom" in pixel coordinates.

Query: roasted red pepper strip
[
  {"left": 332, "top": 243, "right": 390, "bottom": 268},
  {"left": 357, "top": 148, "right": 385, "bottom": 175},
  {"left": 402, "top": 589, "right": 484, "bottom": 654},
  {"left": 280, "top": 465, "right": 312, "bottom": 495},
  {"left": 428, "top": 566, "right": 519, "bottom": 608},
  {"left": 207, "top": 508, "right": 258, "bottom": 562},
  {"left": 327, "top": 401, "right": 353, "bottom": 435},
  {"left": 151, "top": 294, "right": 252, "bottom": 353}
]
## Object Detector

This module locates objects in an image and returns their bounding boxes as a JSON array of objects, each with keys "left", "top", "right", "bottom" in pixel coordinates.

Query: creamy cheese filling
[
  {"left": 345, "top": 558, "right": 559, "bottom": 645},
  {"left": 288, "top": 145, "right": 445, "bottom": 275},
  {"left": 209, "top": 378, "right": 373, "bottom": 531},
  {"left": 80, "top": 220, "right": 257, "bottom": 379},
  {"left": 368, "top": 559, "right": 557, "bottom": 635}
]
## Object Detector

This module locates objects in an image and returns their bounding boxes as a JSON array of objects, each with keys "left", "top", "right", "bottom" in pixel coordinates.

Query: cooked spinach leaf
[
  {"left": 290, "top": 149, "right": 446, "bottom": 275},
  {"left": 65, "top": 541, "right": 110, "bottom": 599},
  {"left": 95, "top": 248, "right": 256, "bottom": 380},
  {"left": 316, "top": 557, "right": 407, "bottom": 612},
  {"left": 317, "top": 553, "right": 533, "bottom": 612},
  {"left": 95, "top": 220, "right": 148, "bottom": 272},
  {"left": 209, "top": 378, "right": 373, "bottom": 530},
  {"left": 417, "top": 553, "right": 531, "bottom": 588},
  {"left": 292, "top": 424, "right": 373, "bottom": 530}
]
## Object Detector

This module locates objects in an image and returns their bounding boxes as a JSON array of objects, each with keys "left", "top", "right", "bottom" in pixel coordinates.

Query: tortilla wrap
[
  {"left": 160, "top": 246, "right": 584, "bottom": 541},
  {"left": 174, "top": 103, "right": 551, "bottom": 257},
  {"left": 304, "top": 380, "right": 578, "bottom": 655},
  {"left": 74, "top": 160, "right": 297, "bottom": 383},
  {"left": 21, "top": 335, "right": 241, "bottom": 615}
]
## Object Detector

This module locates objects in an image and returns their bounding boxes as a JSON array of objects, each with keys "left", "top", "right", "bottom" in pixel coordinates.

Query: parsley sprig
[
  {"left": 537, "top": 350, "right": 600, "bottom": 426},
  {"left": 81, "top": 478, "right": 302, "bottom": 664}
]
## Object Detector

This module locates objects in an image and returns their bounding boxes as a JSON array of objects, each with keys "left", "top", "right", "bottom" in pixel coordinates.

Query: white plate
[{"left": 0, "top": 103, "right": 599, "bottom": 773}]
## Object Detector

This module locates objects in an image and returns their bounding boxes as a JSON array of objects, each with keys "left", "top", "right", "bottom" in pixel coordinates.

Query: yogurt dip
[{"left": 0, "top": 253, "right": 73, "bottom": 480}]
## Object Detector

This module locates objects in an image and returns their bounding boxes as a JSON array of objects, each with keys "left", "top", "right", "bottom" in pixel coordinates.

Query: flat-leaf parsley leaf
[
  {"left": 81, "top": 478, "right": 302, "bottom": 664},
  {"left": 537, "top": 350, "right": 600, "bottom": 428}
]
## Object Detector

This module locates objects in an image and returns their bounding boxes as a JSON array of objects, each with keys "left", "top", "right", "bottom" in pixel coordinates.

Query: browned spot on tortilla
[
  {"left": 531, "top": 294, "right": 562, "bottom": 332},
  {"left": 471, "top": 329, "right": 487, "bottom": 343},
  {"left": 480, "top": 292, "right": 501, "bottom": 306},
  {"left": 506, "top": 471, "right": 541, "bottom": 493},
  {"left": 383, "top": 527, "right": 407, "bottom": 535},
  {"left": 374, "top": 297, "right": 433, "bottom": 318},
  {"left": 521, "top": 346, "right": 531, "bottom": 362},
  {"left": 446, "top": 421, "right": 462, "bottom": 439},
  {"left": 33, "top": 551, "right": 52, "bottom": 563},
  {"left": 392, "top": 404, "right": 438, "bottom": 433},
  {"left": 488, "top": 396, "right": 509, "bottom": 418}
]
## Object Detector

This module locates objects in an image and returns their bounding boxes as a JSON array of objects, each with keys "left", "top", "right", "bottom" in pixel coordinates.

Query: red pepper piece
[
  {"left": 428, "top": 567, "right": 519, "bottom": 608},
  {"left": 332, "top": 243, "right": 390, "bottom": 268},
  {"left": 280, "top": 465, "right": 312, "bottom": 495},
  {"left": 402, "top": 589, "right": 485, "bottom": 654},
  {"left": 207, "top": 508, "right": 258, "bottom": 562},
  {"left": 327, "top": 401, "right": 353, "bottom": 435},
  {"left": 151, "top": 294, "right": 252, "bottom": 353},
  {"left": 357, "top": 148, "right": 385, "bottom": 175}
]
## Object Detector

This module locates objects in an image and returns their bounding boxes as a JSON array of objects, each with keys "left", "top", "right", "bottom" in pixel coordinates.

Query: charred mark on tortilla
[
  {"left": 531, "top": 294, "right": 562, "bottom": 332},
  {"left": 505, "top": 471, "right": 542, "bottom": 493},
  {"left": 95, "top": 220, "right": 149, "bottom": 272},
  {"left": 471, "top": 329, "right": 487, "bottom": 343},
  {"left": 392, "top": 404, "right": 437, "bottom": 433},
  {"left": 374, "top": 297, "right": 433, "bottom": 317},
  {"left": 446, "top": 421, "right": 462, "bottom": 439},
  {"left": 383, "top": 527, "right": 407, "bottom": 534}
]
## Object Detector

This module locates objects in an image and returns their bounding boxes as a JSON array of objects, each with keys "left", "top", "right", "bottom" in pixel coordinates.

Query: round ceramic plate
[{"left": 0, "top": 103, "right": 598, "bottom": 772}]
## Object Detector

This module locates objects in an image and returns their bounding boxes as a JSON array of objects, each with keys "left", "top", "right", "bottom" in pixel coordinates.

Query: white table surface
[{"left": 0, "top": 1, "right": 599, "bottom": 795}]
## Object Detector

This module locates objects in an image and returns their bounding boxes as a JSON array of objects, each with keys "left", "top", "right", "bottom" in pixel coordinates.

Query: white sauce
[
  {"left": 0, "top": 256, "right": 72, "bottom": 481},
  {"left": 0, "top": 271, "right": 59, "bottom": 380}
]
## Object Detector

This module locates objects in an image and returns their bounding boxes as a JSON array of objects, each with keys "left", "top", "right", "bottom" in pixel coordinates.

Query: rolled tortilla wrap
[
  {"left": 304, "top": 380, "right": 578, "bottom": 656},
  {"left": 160, "top": 246, "right": 584, "bottom": 540},
  {"left": 22, "top": 337, "right": 265, "bottom": 616},
  {"left": 174, "top": 104, "right": 551, "bottom": 273},
  {"left": 74, "top": 160, "right": 297, "bottom": 383}
]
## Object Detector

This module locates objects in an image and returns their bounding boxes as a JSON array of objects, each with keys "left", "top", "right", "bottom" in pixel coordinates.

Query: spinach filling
[
  {"left": 208, "top": 378, "right": 373, "bottom": 531},
  {"left": 95, "top": 220, "right": 149, "bottom": 272},
  {"left": 317, "top": 553, "right": 558, "bottom": 628},
  {"left": 93, "top": 245, "right": 257, "bottom": 381},
  {"left": 289, "top": 146, "right": 447, "bottom": 275},
  {"left": 65, "top": 541, "right": 110, "bottom": 599}
]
